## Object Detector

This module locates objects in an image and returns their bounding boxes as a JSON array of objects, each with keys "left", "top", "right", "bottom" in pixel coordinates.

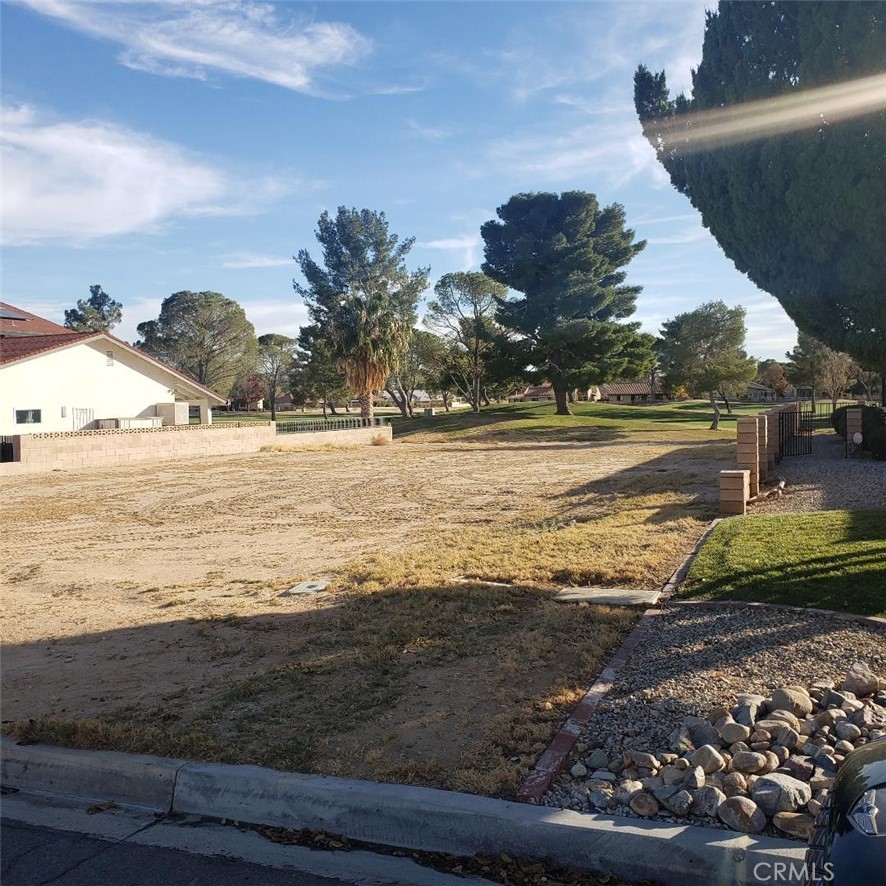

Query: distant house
[
  {"left": 600, "top": 381, "right": 655, "bottom": 404},
  {"left": 745, "top": 382, "right": 777, "bottom": 402},
  {"left": 0, "top": 303, "right": 226, "bottom": 436},
  {"left": 519, "top": 384, "right": 555, "bottom": 401}
]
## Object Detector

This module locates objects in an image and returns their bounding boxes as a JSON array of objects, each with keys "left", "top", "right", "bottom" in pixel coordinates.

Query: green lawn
[
  {"left": 681, "top": 511, "right": 886, "bottom": 616},
  {"left": 391, "top": 400, "right": 769, "bottom": 442}
]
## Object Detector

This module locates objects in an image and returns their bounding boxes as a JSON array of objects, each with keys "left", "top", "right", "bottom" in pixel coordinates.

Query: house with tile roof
[
  {"left": 600, "top": 381, "right": 656, "bottom": 404},
  {"left": 0, "top": 303, "right": 226, "bottom": 436}
]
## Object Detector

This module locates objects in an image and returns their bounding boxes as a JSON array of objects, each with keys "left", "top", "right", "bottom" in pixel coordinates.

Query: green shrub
[{"left": 831, "top": 405, "right": 886, "bottom": 460}]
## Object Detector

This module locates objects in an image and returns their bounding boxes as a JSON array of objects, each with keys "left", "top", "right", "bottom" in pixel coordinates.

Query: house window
[
  {"left": 15, "top": 409, "right": 41, "bottom": 424},
  {"left": 106, "top": 350, "right": 114, "bottom": 367},
  {"left": 61, "top": 406, "right": 67, "bottom": 418}
]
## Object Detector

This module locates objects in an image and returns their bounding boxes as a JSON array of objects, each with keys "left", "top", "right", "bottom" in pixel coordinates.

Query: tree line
[{"left": 62, "top": 189, "right": 879, "bottom": 430}]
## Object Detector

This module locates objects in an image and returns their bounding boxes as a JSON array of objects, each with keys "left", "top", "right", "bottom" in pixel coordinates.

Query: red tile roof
[
  {"left": 0, "top": 332, "right": 96, "bottom": 365},
  {"left": 0, "top": 302, "right": 73, "bottom": 336},
  {"left": 602, "top": 382, "right": 653, "bottom": 396}
]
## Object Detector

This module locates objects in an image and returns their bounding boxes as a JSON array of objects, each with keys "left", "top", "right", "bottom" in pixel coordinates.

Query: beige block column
[
  {"left": 720, "top": 470, "right": 750, "bottom": 515},
  {"left": 756, "top": 414, "right": 768, "bottom": 483},
  {"left": 766, "top": 409, "right": 779, "bottom": 471},
  {"left": 736, "top": 416, "right": 760, "bottom": 497}
]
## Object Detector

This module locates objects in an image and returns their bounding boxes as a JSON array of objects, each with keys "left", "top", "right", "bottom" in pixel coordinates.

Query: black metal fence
[
  {"left": 777, "top": 408, "right": 813, "bottom": 460},
  {"left": 0, "top": 436, "right": 15, "bottom": 463},
  {"left": 276, "top": 417, "right": 384, "bottom": 434}
]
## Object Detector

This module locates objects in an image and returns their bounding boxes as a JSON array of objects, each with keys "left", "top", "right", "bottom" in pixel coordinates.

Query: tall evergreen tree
[
  {"left": 634, "top": 2, "right": 886, "bottom": 400},
  {"left": 481, "top": 191, "right": 654, "bottom": 416},
  {"left": 657, "top": 301, "right": 757, "bottom": 429},
  {"left": 136, "top": 291, "right": 256, "bottom": 396},
  {"left": 64, "top": 284, "right": 122, "bottom": 332},
  {"left": 294, "top": 208, "right": 429, "bottom": 420}
]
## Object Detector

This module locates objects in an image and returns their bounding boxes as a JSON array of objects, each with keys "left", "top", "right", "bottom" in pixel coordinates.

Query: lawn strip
[{"left": 680, "top": 511, "right": 886, "bottom": 616}]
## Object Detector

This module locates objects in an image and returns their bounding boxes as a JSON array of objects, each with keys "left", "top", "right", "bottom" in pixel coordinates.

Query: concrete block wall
[
  {"left": 720, "top": 470, "right": 750, "bottom": 515},
  {"left": 1, "top": 423, "right": 276, "bottom": 475},
  {"left": 735, "top": 416, "right": 760, "bottom": 497},
  {"left": 0, "top": 422, "right": 395, "bottom": 476}
]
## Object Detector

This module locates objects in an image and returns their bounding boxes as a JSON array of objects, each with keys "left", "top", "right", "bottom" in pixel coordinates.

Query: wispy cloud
[
  {"left": 221, "top": 252, "right": 293, "bottom": 269},
  {"left": 646, "top": 225, "right": 710, "bottom": 246},
  {"left": 13, "top": 0, "right": 372, "bottom": 94},
  {"left": 406, "top": 120, "right": 455, "bottom": 142},
  {"left": 1, "top": 105, "right": 290, "bottom": 245},
  {"left": 418, "top": 234, "right": 483, "bottom": 272},
  {"left": 474, "top": 117, "right": 670, "bottom": 189}
]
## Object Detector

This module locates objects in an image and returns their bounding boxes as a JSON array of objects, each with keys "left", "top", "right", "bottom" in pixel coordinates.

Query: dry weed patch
[{"left": 1, "top": 427, "right": 729, "bottom": 796}]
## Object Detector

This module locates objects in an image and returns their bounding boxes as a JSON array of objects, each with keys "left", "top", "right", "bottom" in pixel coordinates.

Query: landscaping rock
[
  {"left": 732, "top": 751, "right": 768, "bottom": 774},
  {"left": 835, "top": 721, "right": 862, "bottom": 742},
  {"left": 851, "top": 704, "right": 886, "bottom": 730},
  {"left": 842, "top": 662, "right": 879, "bottom": 697},
  {"left": 773, "top": 812, "right": 814, "bottom": 841},
  {"left": 629, "top": 793, "right": 659, "bottom": 817},
  {"left": 692, "top": 744, "right": 726, "bottom": 774},
  {"left": 765, "top": 709, "right": 802, "bottom": 731},
  {"left": 684, "top": 765, "right": 705, "bottom": 790},
  {"left": 782, "top": 756, "right": 814, "bottom": 781},
  {"left": 570, "top": 762, "right": 588, "bottom": 778},
  {"left": 691, "top": 785, "right": 726, "bottom": 818},
  {"left": 585, "top": 748, "right": 610, "bottom": 771},
  {"left": 752, "top": 773, "right": 812, "bottom": 816},
  {"left": 771, "top": 687, "right": 813, "bottom": 718},
  {"left": 718, "top": 797, "right": 766, "bottom": 834},
  {"left": 719, "top": 721, "right": 751, "bottom": 744},
  {"left": 589, "top": 770, "right": 616, "bottom": 782}
]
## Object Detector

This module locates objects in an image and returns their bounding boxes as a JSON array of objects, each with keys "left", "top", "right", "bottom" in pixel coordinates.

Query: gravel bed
[
  {"left": 540, "top": 604, "right": 886, "bottom": 831},
  {"left": 759, "top": 433, "right": 886, "bottom": 514}
]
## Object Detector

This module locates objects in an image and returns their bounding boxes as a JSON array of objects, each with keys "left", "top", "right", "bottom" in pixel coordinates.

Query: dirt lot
[{"left": 1, "top": 435, "right": 727, "bottom": 794}]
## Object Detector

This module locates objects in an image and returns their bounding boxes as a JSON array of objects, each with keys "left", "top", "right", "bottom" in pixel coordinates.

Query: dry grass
[
  {"left": 1, "top": 426, "right": 730, "bottom": 796},
  {"left": 8, "top": 585, "right": 634, "bottom": 796}
]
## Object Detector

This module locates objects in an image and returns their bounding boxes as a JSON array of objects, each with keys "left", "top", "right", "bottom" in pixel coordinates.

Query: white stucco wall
[{"left": 0, "top": 339, "right": 180, "bottom": 435}]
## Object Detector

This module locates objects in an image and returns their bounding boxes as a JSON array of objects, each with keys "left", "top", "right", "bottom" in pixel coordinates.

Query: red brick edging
[
  {"left": 515, "top": 518, "right": 722, "bottom": 804},
  {"left": 515, "top": 608, "right": 664, "bottom": 803}
]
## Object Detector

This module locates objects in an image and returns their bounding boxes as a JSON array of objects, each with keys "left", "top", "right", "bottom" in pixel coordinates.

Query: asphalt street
[{"left": 1, "top": 819, "right": 360, "bottom": 886}]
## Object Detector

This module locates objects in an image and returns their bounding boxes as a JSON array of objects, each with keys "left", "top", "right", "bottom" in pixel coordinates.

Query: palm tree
[
  {"left": 330, "top": 289, "right": 411, "bottom": 420},
  {"left": 294, "top": 207, "right": 429, "bottom": 421}
]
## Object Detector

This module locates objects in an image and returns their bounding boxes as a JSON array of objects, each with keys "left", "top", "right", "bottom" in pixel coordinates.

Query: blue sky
[{"left": 1, "top": 0, "right": 797, "bottom": 359}]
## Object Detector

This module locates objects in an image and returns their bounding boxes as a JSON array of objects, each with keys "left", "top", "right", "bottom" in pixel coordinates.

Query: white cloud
[
  {"left": 221, "top": 252, "right": 293, "bottom": 269},
  {"left": 418, "top": 234, "right": 483, "bottom": 271},
  {"left": 406, "top": 120, "right": 455, "bottom": 142},
  {"left": 476, "top": 117, "right": 669, "bottom": 189},
  {"left": 13, "top": 0, "right": 371, "bottom": 94},
  {"left": 1, "top": 105, "right": 293, "bottom": 245}
]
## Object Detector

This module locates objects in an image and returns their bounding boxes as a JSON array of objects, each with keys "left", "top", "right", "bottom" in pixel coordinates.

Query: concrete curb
[
  {"left": 1, "top": 736, "right": 805, "bottom": 886},
  {"left": 1, "top": 738, "right": 183, "bottom": 812}
]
